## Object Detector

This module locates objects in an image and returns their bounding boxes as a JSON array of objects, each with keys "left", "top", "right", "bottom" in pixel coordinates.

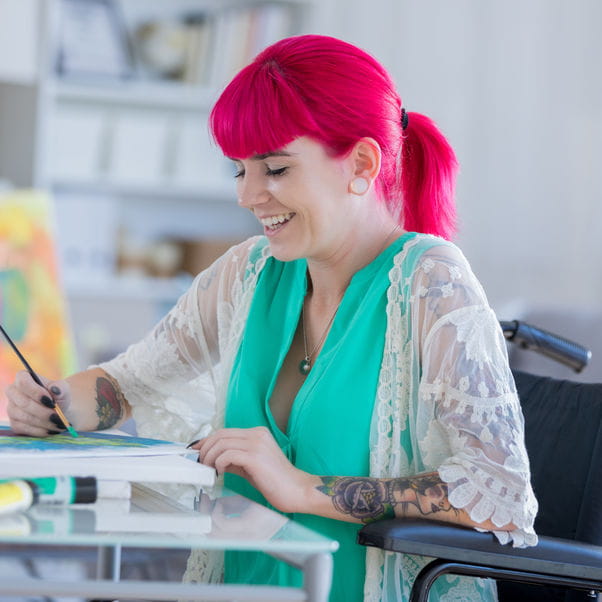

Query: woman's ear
[{"left": 348, "top": 137, "right": 382, "bottom": 195}]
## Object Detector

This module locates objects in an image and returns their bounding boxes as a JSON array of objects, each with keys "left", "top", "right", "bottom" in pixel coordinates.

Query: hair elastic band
[{"left": 401, "top": 108, "right": 409, "bottom": 130}]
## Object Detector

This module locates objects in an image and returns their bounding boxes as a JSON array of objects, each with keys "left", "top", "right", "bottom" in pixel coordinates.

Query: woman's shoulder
[
  {"left": 396, "top": 233, "right": 467, "bottom": 269},
  {"left": 403, "top": 232, "right": 459, "bottom": 252},
  {"left": 395, "top": 233, "right": 481, "bottom": 294},
  {"left": 218, "top": 235, "right": 274, "bottom": 294},
  {"left": 403, "top": 235, "right": 489, "bottom": 307}
]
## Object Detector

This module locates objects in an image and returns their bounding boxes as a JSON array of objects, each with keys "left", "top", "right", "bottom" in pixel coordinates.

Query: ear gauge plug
[{"left": 350, "top": 177, "right": 369, "bottom": 195}]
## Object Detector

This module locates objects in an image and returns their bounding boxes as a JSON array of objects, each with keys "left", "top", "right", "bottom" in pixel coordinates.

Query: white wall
[
  {"left": 0, "top": 0, "right": 39, "bottom": 83},
  {"left": 312, "top": 0, "right": 602, "bottom": 320},
  {"left": 2, "top": 0, "right": 599, "bottom": 374}
]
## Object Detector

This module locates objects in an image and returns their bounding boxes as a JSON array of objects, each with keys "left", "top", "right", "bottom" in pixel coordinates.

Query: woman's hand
[
  {"left": 192, "top": 426, "right": 315, "bottom": 514},
  {"left": 5, "top": 370, "right": 72, "bottom": 437}
]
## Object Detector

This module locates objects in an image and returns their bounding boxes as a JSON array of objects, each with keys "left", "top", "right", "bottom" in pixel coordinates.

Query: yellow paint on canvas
[{"left": 0, "top": 190, "right": 77, "bottom": 419}]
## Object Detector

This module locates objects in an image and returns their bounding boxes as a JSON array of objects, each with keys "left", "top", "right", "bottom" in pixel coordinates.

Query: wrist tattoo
[
  {"left": 95, "top": 374, "right": 126, "bottom": 429},
  {"left": 317, "top": 472, "right": 455, "bottom": 523}
]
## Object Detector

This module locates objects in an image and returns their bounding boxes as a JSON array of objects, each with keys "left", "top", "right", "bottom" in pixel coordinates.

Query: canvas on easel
[{"left": 0, "top": 190, "right": 77, "bottom": 419}]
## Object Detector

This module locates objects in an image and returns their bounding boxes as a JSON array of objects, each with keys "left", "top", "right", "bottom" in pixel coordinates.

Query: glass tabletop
[{"left": 0, "top": 483, "right": 338, "bottom": 555}]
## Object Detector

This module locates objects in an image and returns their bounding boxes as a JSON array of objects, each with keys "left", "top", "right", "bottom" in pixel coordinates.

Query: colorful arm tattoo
[
  {"left": 95, "top": 374, "right": 127, "bottom": 430},
  {"left": 317, "top": 472, "right": 456, "bottom": 523}
]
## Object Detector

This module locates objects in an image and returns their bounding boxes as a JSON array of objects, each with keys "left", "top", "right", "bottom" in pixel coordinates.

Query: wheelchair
[{"left": 358, "top": 320, "right": 602, "bottom": 602}]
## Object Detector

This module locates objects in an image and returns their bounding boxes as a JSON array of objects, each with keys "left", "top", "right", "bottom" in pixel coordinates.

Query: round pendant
[{"left": 299, "top": 358, "right": 311, "bottom": 375}]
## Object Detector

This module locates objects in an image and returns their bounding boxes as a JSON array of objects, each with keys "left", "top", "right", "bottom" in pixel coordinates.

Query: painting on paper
[
  {"left": 0, "top": 425, "right": 185, "bottom": 458},
  {"left": 0, "top": 190, "right": 77, "bottom": 419}
]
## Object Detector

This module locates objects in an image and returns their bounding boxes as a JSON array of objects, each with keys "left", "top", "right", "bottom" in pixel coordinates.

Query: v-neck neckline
[{"left": 263, "top": 232, "right": 416, "bottom": 442}]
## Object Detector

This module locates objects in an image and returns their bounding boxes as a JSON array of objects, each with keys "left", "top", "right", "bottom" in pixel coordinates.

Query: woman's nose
[{"left": 237, "top": 175, "right": 269, "bottom": 209}]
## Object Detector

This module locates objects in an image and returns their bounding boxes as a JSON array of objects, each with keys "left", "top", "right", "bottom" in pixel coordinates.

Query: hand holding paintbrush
[{"left": 0, "top": 323, "right": 78, "bottom": 438}]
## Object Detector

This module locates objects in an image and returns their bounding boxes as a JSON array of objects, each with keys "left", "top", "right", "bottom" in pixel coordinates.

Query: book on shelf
[
  {"left": 182, "top": 13, "right": 214, "bottom": 86},
  {"left": 0, "top": 426, "right": 215, "bottom": 489},
  {"left": 179, "top": 3, "right": 295, "bottom": 88}
]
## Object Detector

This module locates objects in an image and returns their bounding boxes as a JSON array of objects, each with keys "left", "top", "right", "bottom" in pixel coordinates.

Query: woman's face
[{"left": 232, "top": 137, "right": 361, "bottom": 262}]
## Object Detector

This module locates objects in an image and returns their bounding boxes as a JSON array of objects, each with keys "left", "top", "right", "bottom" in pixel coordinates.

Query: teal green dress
[
  {"left": 224, "top": 233, "right": 416, "bottom": 601},
  {"left": 222, "top": 233, "right": 497, "bottom": 601}
]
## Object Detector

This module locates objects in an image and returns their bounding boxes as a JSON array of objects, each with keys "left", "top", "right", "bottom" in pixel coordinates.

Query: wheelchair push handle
[{"left": 500, "top": 320, "right": 592, "bottom": 373}]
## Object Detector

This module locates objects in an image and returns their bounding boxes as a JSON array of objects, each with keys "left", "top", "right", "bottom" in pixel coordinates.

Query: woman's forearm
[
  {"left": 66, "top": 367, "right": 131, "bottom": 431},
  {"left": 305, "top": 471, "right": 515, "bottom": 531}
]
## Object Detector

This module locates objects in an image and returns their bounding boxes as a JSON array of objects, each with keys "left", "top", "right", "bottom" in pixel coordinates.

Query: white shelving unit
[{"left": 0, "top": 0, "right": 313, "bottom": 368}]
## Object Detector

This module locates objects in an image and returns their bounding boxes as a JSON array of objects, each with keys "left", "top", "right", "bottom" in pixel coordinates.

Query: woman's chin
[{"left": 267, "top": 243, "right": 300, "bottom": 263}]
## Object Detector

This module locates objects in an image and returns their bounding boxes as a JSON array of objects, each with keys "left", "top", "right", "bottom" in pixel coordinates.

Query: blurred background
[{"left": 0, "top": 0, "right": 600, "bottom": 393}]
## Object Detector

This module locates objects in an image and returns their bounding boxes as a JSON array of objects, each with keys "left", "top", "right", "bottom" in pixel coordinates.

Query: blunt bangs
[{"left": 210, "top": 60, "right": 319, "bottom": 159}]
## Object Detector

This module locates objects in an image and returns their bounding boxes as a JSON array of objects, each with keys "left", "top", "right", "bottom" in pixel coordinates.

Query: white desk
[{"left": 0, "top": 483, "right": 338, "bottom": 601}]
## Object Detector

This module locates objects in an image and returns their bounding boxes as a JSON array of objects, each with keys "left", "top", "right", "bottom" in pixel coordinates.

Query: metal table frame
[{"left": 0, "top": 485, "right": 337, "bottom": 601}]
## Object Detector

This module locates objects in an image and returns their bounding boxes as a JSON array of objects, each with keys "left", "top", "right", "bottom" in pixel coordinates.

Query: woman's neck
[{"left": 305, "top": 215, "right": 404, "bottom": 305}]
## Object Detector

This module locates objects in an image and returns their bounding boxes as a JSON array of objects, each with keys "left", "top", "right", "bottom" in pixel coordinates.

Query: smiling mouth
[{"left": 259, "top": 212, "right": 295, "bottom": 231}]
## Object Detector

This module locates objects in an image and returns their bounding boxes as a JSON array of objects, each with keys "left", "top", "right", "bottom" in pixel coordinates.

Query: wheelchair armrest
[{"left": 357, "top": 518, "right": 602, "bottom": 581}]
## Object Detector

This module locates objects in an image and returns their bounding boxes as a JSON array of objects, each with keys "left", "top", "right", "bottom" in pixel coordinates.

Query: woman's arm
[
  {"left": 64, "top": 367, "right": 131, "bottom": 431},
  {"left": 8, "top": 237, "right": 261, "bottom": 438},
  {"left": 95, "top": 238, "right": 262, "bottom": 444},
  {"left": 405, "top": 242, "right": 537, "bottom": 542},
  {"left": 194, "top": 427, "right": 515, "bottom": 531},
  {"left": 308, "top": 472, "right": 515, "bottom": 531}
]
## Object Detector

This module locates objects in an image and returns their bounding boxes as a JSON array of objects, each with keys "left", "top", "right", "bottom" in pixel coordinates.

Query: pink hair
[{"left": 210, "top": 35, "right": 458, "bottom": 239}]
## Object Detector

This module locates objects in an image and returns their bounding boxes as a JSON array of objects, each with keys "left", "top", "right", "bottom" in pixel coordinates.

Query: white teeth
[{"left": 260, "top": 213, "right": 294, "bottom": 227}]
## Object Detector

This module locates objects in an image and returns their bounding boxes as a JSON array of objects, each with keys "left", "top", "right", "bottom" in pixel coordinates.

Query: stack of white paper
[{"left": 0, "top": 427, "right": 215, "bottom": 490}]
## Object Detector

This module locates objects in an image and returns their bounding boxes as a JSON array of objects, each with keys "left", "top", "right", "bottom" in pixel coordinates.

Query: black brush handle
[{"left": 0, "top": 323, "right": 44, "bottom": 386}]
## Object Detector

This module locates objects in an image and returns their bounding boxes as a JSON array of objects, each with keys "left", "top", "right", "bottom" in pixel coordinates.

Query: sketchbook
[{"left": 0, "top": 426, "right": 215, "bottom": 488}]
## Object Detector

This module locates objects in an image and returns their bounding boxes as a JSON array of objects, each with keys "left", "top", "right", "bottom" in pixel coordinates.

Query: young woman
[{"left": 6, "top": 35, "right": 537, "bottom": 601}]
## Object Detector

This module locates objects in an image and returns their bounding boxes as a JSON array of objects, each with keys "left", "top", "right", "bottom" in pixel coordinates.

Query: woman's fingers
[
  {"left": 14, "top": 370, "right": 48, "bottom": 401},
  {"left": 46, "top": 379, "right": 71, "bottom": 411},
  {"left": 195, "top": 427, "right": 310, "bottom": 514},
  {"left": 199, "top": 435, "right": 255, "bottom": 468},
  {"left": 6, "top": 371, "right": 70, "bottom": 436},
  {"left": 6, "top": 389, "right": 59, "bottom": 436},
  {"left": 197, "top": 427, "right": 273, "bottom": 468},
  {"left": 212, "top": 449, "right": 256, "bottom": 481}
]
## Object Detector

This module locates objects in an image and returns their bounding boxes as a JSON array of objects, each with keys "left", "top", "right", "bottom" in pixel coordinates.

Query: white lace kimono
[{"left": 99, "top": 234, "right": 538, "bottom": 601}]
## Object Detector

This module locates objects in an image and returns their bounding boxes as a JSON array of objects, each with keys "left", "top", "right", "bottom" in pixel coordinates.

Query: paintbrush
[{"left": 0, "top": 323, "right": 78, "bottom": 438}]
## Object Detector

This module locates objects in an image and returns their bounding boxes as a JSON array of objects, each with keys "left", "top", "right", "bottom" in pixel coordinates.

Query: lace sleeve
[
  {"left": 410, "top": 243, "right": 538, "bottom": 547},
  {"left": 96, "top": 237, "right": 261, "bottom": 444}
]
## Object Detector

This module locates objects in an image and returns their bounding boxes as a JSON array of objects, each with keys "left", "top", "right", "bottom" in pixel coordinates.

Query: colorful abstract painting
[
  {"left": 0, "top": 425, "right": 185, "bottom": 458},
  {"left": 0, "top": 191, "right": 77, "bottom": 419}
]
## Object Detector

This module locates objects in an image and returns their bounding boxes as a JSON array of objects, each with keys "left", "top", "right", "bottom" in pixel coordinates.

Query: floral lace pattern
[
  {"left": 98, "top": 234, "right": 537, "bottom": 601},
  {"left": 365, "top": 235, "right": 537, "bottom": 600}
]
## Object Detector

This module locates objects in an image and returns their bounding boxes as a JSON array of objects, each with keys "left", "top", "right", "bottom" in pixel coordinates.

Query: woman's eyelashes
[
  {"left": 232, "top": 165, "right": 289, "bottom": 179},
  {"left": 265, "top": 166, "right": 288, "bottom": 177}
]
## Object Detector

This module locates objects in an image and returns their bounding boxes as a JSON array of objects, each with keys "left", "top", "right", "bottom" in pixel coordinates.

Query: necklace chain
[
  {"left": 299, "top": 302, "right": 338, "bottom": 375},
  {"left": 298, "top": 224, "right": 400, "bottom": 376}
]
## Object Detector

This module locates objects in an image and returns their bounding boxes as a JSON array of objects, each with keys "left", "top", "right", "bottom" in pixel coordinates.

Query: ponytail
[{"left": 398, "top": 111, "right": 458, "bottom": 240}]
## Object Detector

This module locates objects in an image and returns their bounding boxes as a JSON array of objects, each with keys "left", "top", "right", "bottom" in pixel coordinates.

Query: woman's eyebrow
[
  {"left": 226, "top": 150, "right": 295, "bottom": 163},
  {"left": 252, "top": 150, "right": 294, "bottom": 160}
]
